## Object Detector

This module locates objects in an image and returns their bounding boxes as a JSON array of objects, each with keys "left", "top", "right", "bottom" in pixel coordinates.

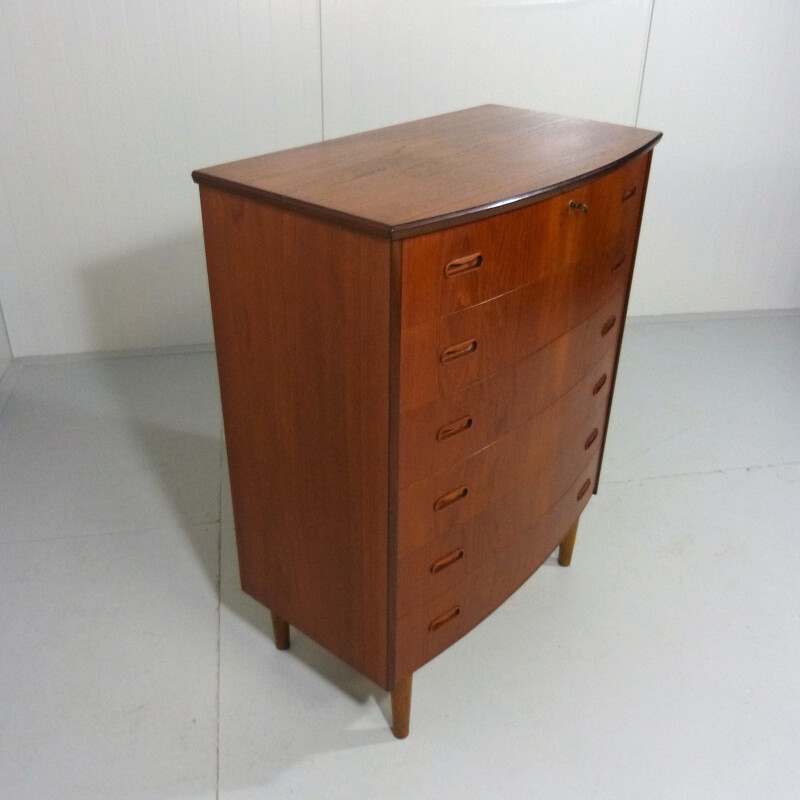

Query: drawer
[
  {"left": 553, "top": 154, "right": 648, "bottom": 284},
  {"left": 397, "top": 356, "right": 612, "bottom": 557},
  {"left": 400, "top": 154, "right": 648, "bottom": 329},
  {"left": 395, "top": 454, "right": 600, "bottom": 675},
  {"left": 400, "top": 193, "right": 558, "bottom": 329},
  {"left": 399, "top": 289, "right": 624, "bottom": 487}
]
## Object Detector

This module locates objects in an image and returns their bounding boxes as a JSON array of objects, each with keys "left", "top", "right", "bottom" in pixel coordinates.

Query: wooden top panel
[{"left": 192, "top": 105, "right": 661, "bottom": 239}]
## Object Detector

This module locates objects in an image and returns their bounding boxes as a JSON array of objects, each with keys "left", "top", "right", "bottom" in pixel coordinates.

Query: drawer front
[
  {"left": 400, "top": 193, "right": 558, "bottom": 329},
  {"left": 397, "top": 355, "right": 612, "bottom": 557},
  {"left": 395, "top": 454, "right": 600, "bottom": 676},
  {"left": 399, "top": 290, "right": 623, "bottom": 488},
  {"left": 400, "top": 154, "right": 648, "bottom": 329},
  {"left": 554, "top": 154, "right": 648, "bottom": 289}
]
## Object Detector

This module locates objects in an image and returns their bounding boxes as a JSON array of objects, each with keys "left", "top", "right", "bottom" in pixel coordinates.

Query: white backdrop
[
  {"left": 0, "top": 0, "right": 321, "bottom": 357},
  {"left": 319, "top": 0, "right": 653, "bottom": 137},
  {"left": 0, "top": 0, "right": 798, "bottom": 357},
  {"left": 633, "top": 0, "right": 800, "bottom": 314}
]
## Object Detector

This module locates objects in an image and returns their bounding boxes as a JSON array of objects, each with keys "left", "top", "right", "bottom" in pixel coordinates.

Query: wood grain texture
[
  {"left": 394, "top": 365, "right": 612, "bottom": 620},
  {"left": 401, "top": 154, "right": 647, "bottom": 328},
  {"left": 193, "top": 105, "right": 660, "bottom": 238},
  {"left": 397, "top": 352, "right": 613, "bottom": 562},
  {"left": 397, "top": 154, "right": 647, "bottom": 415},
  {"left": 399, "top": 235, "right": 631, "bottom": 414},
  {"left": 199, "top": 186, "right": 391, "bottom": 688},
  {"left": 399, "top": 290, "right": 625, "bottom": 488}
]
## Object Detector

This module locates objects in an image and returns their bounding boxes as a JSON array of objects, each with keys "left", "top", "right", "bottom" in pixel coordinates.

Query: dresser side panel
[{"left": 199, "top": 187, "right": 391, "bottom": 687}]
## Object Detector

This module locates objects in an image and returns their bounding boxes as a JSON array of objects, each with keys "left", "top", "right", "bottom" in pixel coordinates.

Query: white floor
[{"left": 1, "top": 312, "right": 799, "bottom": 800}]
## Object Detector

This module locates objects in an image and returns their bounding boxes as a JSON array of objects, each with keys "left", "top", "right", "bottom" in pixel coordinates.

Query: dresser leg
[
  {"left": 270, "top": 611, "right": 291, "bottom": 650},
  {"left": 391, "top": 674, "right": 413, "bottom": 739},
  {"left": 558, "top": 519, "right": 580, "bottom": 567}
]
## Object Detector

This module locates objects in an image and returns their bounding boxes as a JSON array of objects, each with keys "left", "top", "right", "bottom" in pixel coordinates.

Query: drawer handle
[
  {"left": 436, "top": 415, "right": 473, "bottom": 442},
  {"left": 434, "top": 485, "right": 468, "bottom": 512},
  {"left": 612, "top": 254, "right": 626, "bottom": 273},
  {"left": 577, "top": 478, "right": 592, "bottom": 502},
  {"left": 622, "top": 185, "right": 638, "bottom": 202},
  {"left": 428, "top": 606, "right": 461, "bottom": 632},
  {"left": 592, "top": 373, "right": 608, "bottom": 395},
  {"left": 431, "top": 548, "right": 465, "bottom": 574},
  {"left": 568, "top": 200, "right": 589, "bottom": 214},
  {"left": 444, "top": 252, "right": 483, "bottom": 278},
  {"left": 601, "top": 316, "right": 617, "bottom": 337},
  {"left": 441, "top": 339, "right": 478, "bottom": 364},
  {"left": 585, "top": 428, "right": 599, "bottom": 450}
]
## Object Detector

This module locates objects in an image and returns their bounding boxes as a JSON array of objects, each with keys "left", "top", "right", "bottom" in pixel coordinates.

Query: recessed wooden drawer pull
[
  {"left": 444, "top": 252, "right": 483, "bottom": 277},
  {"left": 622, "top": 185, "right": 638, "bottom": 202},
  {"left": 577, "top": 478, "right": 592, "bottom": 501},
  {"left": 430, "top": 548, "right": 465, "bottom": 574},
  {"left": 601, "top": 316, "right": 617, "bottom": 337},
  {"left": 612, "top": 254, "right": 626, "bottom": 273},
  {"left": 568, "top": 200, "right": 589, "bottom": 214},
  {"left": 433, "top": 485, "right": 469, "bottom": 512},
  {"left": 428, "top": 606, "right": 461, "bottom": 632},
  {"left": 592, "top": 373, "right": 608, "bottom": 395},
  {"left": 436, "top": 415, "right": 473, "bottom": 442},
  {"left": 585, "top": 428, "right": 599, "bottom": 449},
  {"left": 441, "top": 338, "right": 478, "bottom": 364}
]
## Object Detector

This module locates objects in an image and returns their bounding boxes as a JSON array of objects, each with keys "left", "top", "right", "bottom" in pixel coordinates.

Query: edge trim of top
[{"left": 192, "top": 131, "right": 662, "bottom": 241}]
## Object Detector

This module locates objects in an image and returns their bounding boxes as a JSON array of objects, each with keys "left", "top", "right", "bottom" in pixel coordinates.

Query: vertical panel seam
[
  {"left": 0, "top": 292, "right": 13, "bottom": 361},
  {"left": 635, "top": 0, "right": 656, "bottom": 126},
  {"left": 318, "top": 0, "right": 325, "bottom": 140}
]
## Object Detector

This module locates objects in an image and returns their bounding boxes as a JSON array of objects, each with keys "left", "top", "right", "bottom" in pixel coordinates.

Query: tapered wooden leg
[
  {"left": 270, "top": 611, "right": 290, "bottom": 650},
  {"left": 391, "top": 674, "right": 413, "bottom": 739},
  {"left": 558, "top": 519, "right": 580, "bottom": 567}
]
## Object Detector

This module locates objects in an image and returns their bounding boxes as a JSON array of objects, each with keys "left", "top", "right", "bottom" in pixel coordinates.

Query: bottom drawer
[{"left": 394, "top": 453, "right": 600, "bottom": 677}]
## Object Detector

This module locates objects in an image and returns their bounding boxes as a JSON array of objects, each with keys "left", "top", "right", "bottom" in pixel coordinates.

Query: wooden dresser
[{"left": 193, "top": 105, "right": 661, "bottom": 738}]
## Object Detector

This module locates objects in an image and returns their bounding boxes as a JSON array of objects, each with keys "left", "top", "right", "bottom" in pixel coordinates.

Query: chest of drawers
[{"left": 193, "top": 105, "right": 661, "bottom": 738}]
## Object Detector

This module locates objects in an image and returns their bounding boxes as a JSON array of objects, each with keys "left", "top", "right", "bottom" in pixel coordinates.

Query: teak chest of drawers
[{"left": 193, "top": 105, "right": 661, "bottom": 738}]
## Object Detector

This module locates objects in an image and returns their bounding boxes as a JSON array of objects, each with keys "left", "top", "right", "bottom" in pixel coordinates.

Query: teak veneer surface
[
  {"left": 399, "top": 290, "right": 624, "bottom": 488},
  {"left": 194, "top": 105, "right": 661, "bottom": 731},
  {"left": 397, "top": 356, "right": 612, "bottom": 557},
  {"left": 199, "top": 187, "right": 390, "bottom": 686},
  {"left": 193, "top": 105, "right": 661, "bottom": 237},
  {"left": 400, "top": 153, "right": 647, "bottom": 326}
]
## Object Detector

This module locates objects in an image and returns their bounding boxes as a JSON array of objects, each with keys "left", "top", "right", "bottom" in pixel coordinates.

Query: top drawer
[{"left": 400, "top": 154, "right": 648, "bottom": 329}]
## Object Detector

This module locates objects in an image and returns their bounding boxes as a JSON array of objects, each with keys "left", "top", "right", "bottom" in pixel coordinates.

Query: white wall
[
  {"left": 1, "top": 1, "right": 798, "bottom": 356},
  {"left": 0, "top": 299, "right": 11, "bottom": 378},
  {"left": 320, "top": 0, "right": 654, "bottom": 137},
  {"left": 0, "top": 0, "right": 321, "bottom": 357},
  {"left": 631, "top": 1, "right": 800, "bottom": 315}
]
